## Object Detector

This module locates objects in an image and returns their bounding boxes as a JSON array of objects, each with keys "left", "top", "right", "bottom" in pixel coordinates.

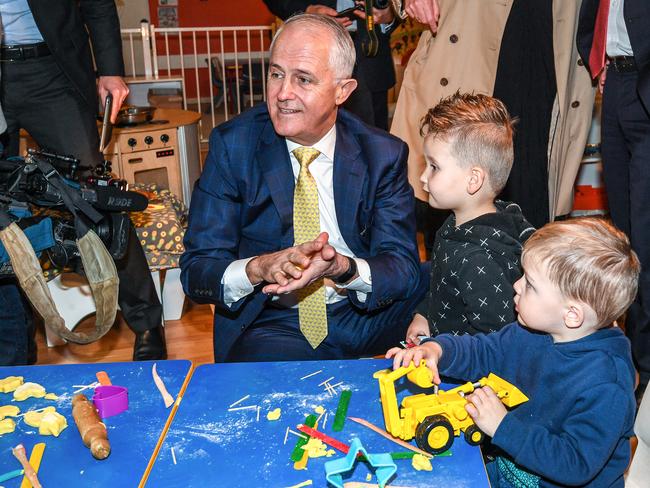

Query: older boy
[
  {"left": 388, "top": 217, "right": 640, "bottom": 486},
  {"left": 405, "top": 92, "right": 534, "bottom": 344}
]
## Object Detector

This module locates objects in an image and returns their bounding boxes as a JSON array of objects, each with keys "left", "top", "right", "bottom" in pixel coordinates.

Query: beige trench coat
[{"left": 390, "top": 0, "right": 595, "bottom": 219}]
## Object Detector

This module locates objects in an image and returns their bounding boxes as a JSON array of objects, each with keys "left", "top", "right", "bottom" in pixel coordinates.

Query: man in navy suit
[
  {"left": 577, "top": 0, "right": 650, "bottom": 404},
  {"left": 181, "top": 13, "right": 424, "bottom": 362}
]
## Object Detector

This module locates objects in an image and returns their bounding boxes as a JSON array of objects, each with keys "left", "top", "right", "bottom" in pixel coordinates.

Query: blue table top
[
  {"left": 147, "top": 359, "right": 489, "bottom": 487},
  {"left": 0, "top": 359, "right": 192, "bottom": 487}
]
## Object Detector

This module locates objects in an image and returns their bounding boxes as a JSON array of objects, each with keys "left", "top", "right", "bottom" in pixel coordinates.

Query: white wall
[{"left": 116, "top": 0, "right": 151, "bottom": 76}]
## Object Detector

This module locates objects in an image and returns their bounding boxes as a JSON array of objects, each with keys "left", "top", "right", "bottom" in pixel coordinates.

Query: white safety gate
[{"left": 121, "top": 22, "right": 274, "bottom": 143}]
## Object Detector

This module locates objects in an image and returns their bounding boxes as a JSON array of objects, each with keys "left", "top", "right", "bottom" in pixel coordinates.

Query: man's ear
[
  {"left": 335, "top": 78, "right": 357, "bottom": 106},
  {"left": 564, "top": 303, "right": 585, "bottom": 329},
  {"left": 467, "top": 167, "right": 488, "bottom": 195}
]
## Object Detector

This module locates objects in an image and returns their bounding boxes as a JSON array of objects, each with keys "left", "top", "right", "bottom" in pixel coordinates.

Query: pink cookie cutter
[{"left": 92, "top": 385, "right": 129, "bottom": 419}]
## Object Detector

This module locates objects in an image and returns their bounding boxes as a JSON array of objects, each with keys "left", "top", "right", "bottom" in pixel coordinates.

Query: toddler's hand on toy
[
  {"left": 464, "top": 386, "right": 507, "bottom": 437},
  {"left": 385, "top": 343, "right": 442, "bottom": 385}
]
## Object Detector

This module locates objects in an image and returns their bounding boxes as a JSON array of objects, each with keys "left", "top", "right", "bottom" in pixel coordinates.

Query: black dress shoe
[{"left": 133, "top": 324, "right": 167, "bottom": 361}]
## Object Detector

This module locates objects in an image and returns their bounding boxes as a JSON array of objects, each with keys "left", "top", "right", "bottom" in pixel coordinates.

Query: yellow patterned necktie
[{"left": 292, "top": 146, "right": 328, "bottom": 349}]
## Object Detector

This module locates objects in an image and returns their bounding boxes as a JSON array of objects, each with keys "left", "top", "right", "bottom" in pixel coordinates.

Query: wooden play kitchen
[{"left": 19, "top": 108, "right": 202, "bottom": 207}]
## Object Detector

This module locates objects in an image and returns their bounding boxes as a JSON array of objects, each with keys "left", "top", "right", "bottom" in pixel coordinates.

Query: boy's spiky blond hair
[{"left": 420, "top": 91, "right": 515, "bottom": 194}]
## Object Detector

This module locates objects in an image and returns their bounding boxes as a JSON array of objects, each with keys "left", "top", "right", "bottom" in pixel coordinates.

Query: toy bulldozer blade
[{"left": 480, "top": 373, "right": 528, "bottom": 407}]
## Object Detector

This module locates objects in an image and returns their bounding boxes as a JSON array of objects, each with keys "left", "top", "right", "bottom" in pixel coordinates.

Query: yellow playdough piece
[
  {"left": 412, "top": 453, "right": 433, "bottom": 471},
  {"left": 302, "top": 438, "right": 335, "bottom": 458},
  {"left": 39, "top": 411, "right": 68, "bottom": 436},
  {"left": 13, "top": 382, "right": 46, "bottom": 401},
  {"left": 0, "top": 418, "right": 16, "bottom": 435},
  {"left": 24, "top": 407, "right": 55, "bottom": 427},
  {"left": 24, "top": 406, "right": 68, "bottom": 436},
  {"left": 44, "top": 393, "right": 59, "bottom": 400},
  {"left": 0, "top": 405, "right": 20, "bottom": 419},
  {"left": 266, "top": 408, "right": 281, "bottom": 421},
  {"left": 0, "top": 376, "right": 24, "bottom": 393}
]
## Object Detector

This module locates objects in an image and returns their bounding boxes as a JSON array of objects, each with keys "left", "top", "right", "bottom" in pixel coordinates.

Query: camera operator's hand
[
  {"left": 305, "top": 4, "right": 354, "bottom": 28},
  {"left": 98, "top": 76, "right": 130, "bottom": 123}
]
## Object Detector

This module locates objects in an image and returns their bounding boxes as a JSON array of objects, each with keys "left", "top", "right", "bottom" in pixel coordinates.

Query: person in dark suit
[
  {"left": 263, "top": 0, "right": 396, "bottom": 130},
  {"left": 0, "top": 0, "right": 166, "bottom": 362},
  {"left": 577, "top": 0, "right": 650, "bottom": 404},
  {"left": 181, "top": 13, "right": 425, "bottom": 362}
]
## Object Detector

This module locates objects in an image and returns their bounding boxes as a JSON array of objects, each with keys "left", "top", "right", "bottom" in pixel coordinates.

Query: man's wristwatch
[{"left": 333, "top": 256, "right": 357, "bottom": 284}]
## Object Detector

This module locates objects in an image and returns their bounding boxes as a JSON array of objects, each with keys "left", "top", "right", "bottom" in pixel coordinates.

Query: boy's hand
[
  {"left": 405, "top": 313, "right": 430, "bottom": 345},
  {"left": 385, "top": 342, "right": 442, "bottom": 384},
  {"left": 464, "top": 386, "right": 507, "bottom": 437}
]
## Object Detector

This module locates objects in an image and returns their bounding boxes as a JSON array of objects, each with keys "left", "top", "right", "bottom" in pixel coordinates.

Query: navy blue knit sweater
[{"left": 435, "top": 323, "right": 636, "bottom": 487}]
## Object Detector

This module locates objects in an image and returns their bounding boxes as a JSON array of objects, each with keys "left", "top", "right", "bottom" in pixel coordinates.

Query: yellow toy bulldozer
[{"left": 373, "top": 363, "right": 528, "bottom": 455}]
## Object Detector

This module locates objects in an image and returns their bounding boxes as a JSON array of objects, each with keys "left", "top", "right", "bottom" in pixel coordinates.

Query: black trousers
[
  {"left": 0, "top": 54, "right": 162, "bottom": 364},
  {"left": 493, "top": 0, "right": 556, "bottom": 228},
  {"left": 1, "top": 55, "right": 102, "bottom": 166},
  {"left": 602, "top": 68, "right": 650, "bottom": 387}
]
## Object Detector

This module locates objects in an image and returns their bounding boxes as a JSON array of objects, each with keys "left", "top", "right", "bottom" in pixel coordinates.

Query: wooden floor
[{"left": 35, "top": 301, "right": 215, "bottom": 366}]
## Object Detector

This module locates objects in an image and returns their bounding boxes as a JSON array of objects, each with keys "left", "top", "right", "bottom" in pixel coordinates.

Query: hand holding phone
[{"left": 336, "top": 4, "right": 363, "bottom": 21}]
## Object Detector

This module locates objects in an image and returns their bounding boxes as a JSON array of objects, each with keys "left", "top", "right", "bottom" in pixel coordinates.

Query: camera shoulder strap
[{"left": 31, "top": 157, "right": 104, "bottom": 232}]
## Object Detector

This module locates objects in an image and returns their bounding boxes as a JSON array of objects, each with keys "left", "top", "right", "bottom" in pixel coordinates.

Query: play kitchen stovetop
[{"left": 101, "top": 108, "right": 202, "bottom": 206}]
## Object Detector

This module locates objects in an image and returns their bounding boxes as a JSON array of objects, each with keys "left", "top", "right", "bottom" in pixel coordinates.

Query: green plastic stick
[
  {"left": 389, "top": 451, "right": 417, "bottom": 460},
  {"left": 332, "top": 389, "right": 352, "bottom": 432},
  {"left": 290, "top": 414, "right": 317, "bottom": 462}
]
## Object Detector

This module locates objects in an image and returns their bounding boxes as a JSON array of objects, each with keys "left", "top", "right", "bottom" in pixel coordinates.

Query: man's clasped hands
[{"left": 245, "top": 232, "right": 351, "bottom": 294}]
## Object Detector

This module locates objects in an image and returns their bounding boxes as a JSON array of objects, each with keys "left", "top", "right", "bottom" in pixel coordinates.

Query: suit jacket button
[
  {"left": 571, "top": 101, "right": 580, "bottom": 108},
  {"left": 449, "top": 34, "right": 458, "bottom": 43},
  {"left": 440, "top": 78, "right": 449, "bottom": 86},
  {"left": 577, "top": 58, "right": 584, "bottom": 66}
]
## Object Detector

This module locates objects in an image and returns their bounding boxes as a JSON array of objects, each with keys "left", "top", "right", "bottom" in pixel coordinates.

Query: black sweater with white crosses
[{"left": 416, "top": 201, "right": 535, "bottom": 336}]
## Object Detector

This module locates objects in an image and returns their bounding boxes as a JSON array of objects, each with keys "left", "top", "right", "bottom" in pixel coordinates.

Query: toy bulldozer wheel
[
  {"left": 464, "top": 424, "right": 485, "bottom": 446},
  {"left": 415, "top": 414, "right": 454, "bottom": 454}
]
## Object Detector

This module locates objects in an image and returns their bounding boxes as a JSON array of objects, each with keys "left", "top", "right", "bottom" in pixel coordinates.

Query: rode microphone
[{"left": 81, "top": 186, "right": 149, "bottom": 212}]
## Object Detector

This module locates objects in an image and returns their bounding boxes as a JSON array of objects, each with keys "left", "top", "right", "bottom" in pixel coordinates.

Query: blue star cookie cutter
[{"left": 324, "top": 438, "right": 397, "bottom": 488}]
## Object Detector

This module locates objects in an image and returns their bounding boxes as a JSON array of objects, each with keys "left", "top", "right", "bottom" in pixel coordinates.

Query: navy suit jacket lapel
[
  {"left": 258, "top": 120, "right": 294, "bottom": 246},
  {"left": 333, "top": 122, "right": 365, "bottom": 247},
  {"left": 256, "top": 115, "right": 366, "bottom": 249}
]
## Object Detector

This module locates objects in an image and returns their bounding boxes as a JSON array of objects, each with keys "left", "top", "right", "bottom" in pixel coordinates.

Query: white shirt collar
[{"left": 285, "top": 123, "right": 337, "bottom": 162}]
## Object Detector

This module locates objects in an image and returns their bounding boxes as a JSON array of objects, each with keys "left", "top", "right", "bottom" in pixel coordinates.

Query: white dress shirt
[
  {"left": 222, "top": 124, "right": 373, "bottom": 307},
  {"left": 607, "top": 0, "right": 633, "bottom": 57}
]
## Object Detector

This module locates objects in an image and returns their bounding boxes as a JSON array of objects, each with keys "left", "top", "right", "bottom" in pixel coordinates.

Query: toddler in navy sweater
[{"left": 388, "top": 217, "right": 639, "bottom": 487}]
